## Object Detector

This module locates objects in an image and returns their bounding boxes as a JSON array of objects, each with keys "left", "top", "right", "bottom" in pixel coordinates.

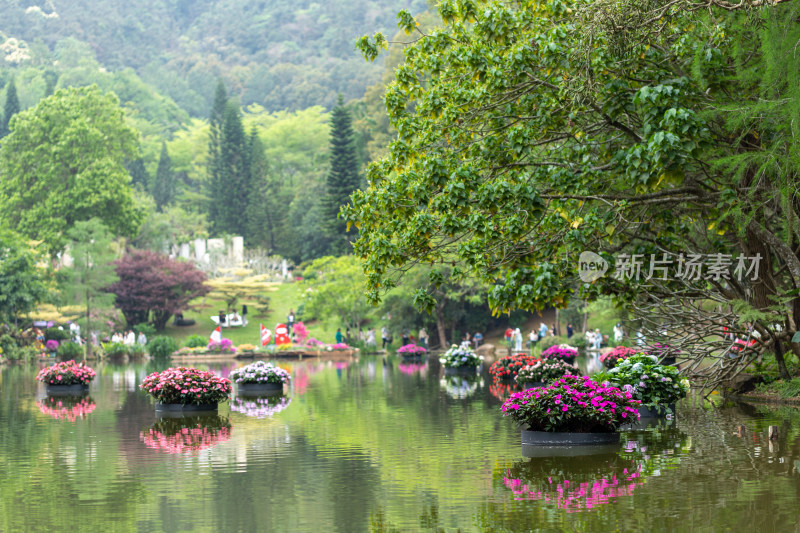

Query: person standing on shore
[{"left": 419, "top": 327, "right": 428, "bottom": 348}]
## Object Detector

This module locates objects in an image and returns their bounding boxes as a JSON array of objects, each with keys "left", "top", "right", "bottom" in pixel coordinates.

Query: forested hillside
[{"left": 1, "top": 0, "right": 425, "bottom": 115}]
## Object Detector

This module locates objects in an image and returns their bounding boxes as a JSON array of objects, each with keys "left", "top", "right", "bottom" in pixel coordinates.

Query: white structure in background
[{"left": 170, "top": 236, "right": 291, "bottom": 280}]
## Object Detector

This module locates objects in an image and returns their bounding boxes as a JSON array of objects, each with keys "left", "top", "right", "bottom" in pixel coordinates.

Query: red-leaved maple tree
[{"left": 108, "top": 250, "right": 209, "bottom": 330}]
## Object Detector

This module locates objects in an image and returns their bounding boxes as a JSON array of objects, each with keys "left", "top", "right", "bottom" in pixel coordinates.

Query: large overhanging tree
[{"left": 346, "top": 0, "right": 800, "bottom": 386}]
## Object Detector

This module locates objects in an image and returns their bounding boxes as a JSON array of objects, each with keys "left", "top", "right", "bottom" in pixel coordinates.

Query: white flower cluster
[
  {"left": 230, "top": 361, "right": 291, "bottom": 384},
  {"left": 439, "top": 344, "right": 483, "bottom": 368}
]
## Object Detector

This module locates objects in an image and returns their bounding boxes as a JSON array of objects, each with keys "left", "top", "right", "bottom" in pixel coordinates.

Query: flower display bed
[
  {"left": 230, "top": 361, "right": 290, "bottom": 393},
  {"left": 140, "top": 367, "right": 232, "bottom": 410},
  {"left": 36, "top": 360, "right": 96, "bottom": 395},
  {"left": 501, "top": 376, "right": 641, "bottom": 445}
]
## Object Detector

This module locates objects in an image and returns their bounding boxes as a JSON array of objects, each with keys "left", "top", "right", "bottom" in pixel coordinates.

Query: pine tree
[
  {"left": 0, "top": 79, "right": 20, "bottom": 138},
  {"left": 152, "top": 141, "right": 176, "bottom": 211},
  {"left": 217, "top": 102, "right": 251, "bottom": 235},
  {"left": 206, "top": 79, "right": 228, "bottom": 233},
  {"left": 322, "top": 95, "right": 361, "bottom": 255}
]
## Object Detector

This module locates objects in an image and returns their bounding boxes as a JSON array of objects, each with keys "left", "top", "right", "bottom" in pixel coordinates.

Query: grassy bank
[{"left": 160, "top": 282, "right": 341, "bottom": 347}]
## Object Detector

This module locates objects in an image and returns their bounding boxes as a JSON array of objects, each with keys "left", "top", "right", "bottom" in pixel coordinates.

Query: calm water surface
[{"left": 1, "top": 354, "right": 799, "bottom": 532}]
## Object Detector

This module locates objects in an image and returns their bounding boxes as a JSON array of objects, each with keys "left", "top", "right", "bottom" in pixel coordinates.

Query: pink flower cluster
[
  {"left": 501, "top": 375, "right": 641, "bottom": 432},
  {"left": 140, "top": 417, "right": 231, "bottom": 454},
  {"left": 541, "top": 345, "right": 579, "bottom": 361},
  {"left": 140, "top": 367, "right": 232, "bottom": 405},
  {"left": 207, "top": 338, "right": 236, "bottom": 353},
  {"left": 600, "top": 346, "right": 637, "bottom": 368},
  {"left": 397, "top": 344, "right": 427, "bottom": 356},
  {"left": 306, "top": 337, "right": 325, "bottom": 347},
  {"left": 36, "top": 360, "right": 96, "bottom": 385},
  {"left": 38, "top": 397, "right": 96, "bottom": 421},
  {"left": 329, "top": 342, "right": 350, "bottom": 350}
]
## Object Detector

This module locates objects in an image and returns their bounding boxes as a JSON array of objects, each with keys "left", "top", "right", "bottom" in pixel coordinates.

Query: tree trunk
[
  {"left": 85, "top": 295, "right": 92, "bottom": 360},
  {"left": 582, "top": 299, "right": 588, "bottom": 333},
  {"left": 435, "top": 306, "right": 447, "bottom": 349}
]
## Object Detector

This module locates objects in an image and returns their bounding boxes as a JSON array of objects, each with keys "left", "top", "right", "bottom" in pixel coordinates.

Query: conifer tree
[
  {"left": 322, "top": 95, "right": 361, "bottom": 255},
  {"left": 152, "top": 141, "right": 176, "bottom": 211},
  {"left": 206, "top": 79, "right": 228, "bottom": 233},
  {"left": 245, "top": 127, "right": 291, "bottom": 252},
  {"left": 125, "top": 158, "right": 151, "bottom": 190},
  {"left": 0, "top": 79, "right": 19, "bottom": 138},
  {"left": 217, "top": 102, "right": 251, "bottom": 235}
]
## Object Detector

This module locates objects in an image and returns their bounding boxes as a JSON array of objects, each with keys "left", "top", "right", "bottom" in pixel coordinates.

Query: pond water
[{"left": 1, "top": 355, "right": 799, "bottom": 532}]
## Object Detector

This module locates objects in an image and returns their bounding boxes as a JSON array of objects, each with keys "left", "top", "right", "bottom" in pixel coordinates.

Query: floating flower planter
[
  {"left": 489, "top": 353, "right": 540, "bottom": 382},
  {"left": 440, "top": 343, "right": 483, "bottom": 373},
  {"left": 140, "top": 367, "right": 232, "bottom": 412},
  {"left": 502, "top": 375, "right": 640, "bottom": 450},
  {"left": 540, "top": 345, "right": 579, "bottom": 365},
  {"left": 397, "top": 344, "right": 427, "bottom": 359},
  {"left": 36, "top": 360, "right": 96, "bottom": 395},
  {"left": 230, "top": 361, "right": 290, "bottom": 396},
  {"left": 596, "top": 354, "right": 689, "bottom": 419}
]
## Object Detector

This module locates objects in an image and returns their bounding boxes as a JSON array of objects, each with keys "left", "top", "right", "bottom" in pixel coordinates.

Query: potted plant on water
[
  {"left": 501, "top": 375, "right": 640, "bottom": 446},
  {"left": 515, "top": 359, "right": 580, "bottom": 389},
  {"left": 489, "top": 353, "right": 540, "bottom": 382},
  {"left": 140, "top": 367, "right": 232, "bottom": 412},
  {"left": 600, "top": 346, "right": 637, "bottom": 369},
  {"left": 230, "top": 361, "right": 290, "bottom": 395},
  {"left": 596, "top": 354, "right": 689, "bottom": 418},
  {"left": 541, "top": 345, "right": 579, "bottom": 365},
  {"left": 397, "top": 344, "right": 427, "bottom": 359},
  {"left": 440, "top": 343, "right": 483, "bottom": 374},
  {"left": 36, "top": 360, "right": 96, "bottom": 395}
]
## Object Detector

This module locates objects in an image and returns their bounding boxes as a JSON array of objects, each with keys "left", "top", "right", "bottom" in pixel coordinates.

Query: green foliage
[
  {"left": 63, "top": 219, "right": 119, "bottom": 354},
  {"left": 146, "top": 335, "right": 179, "bottom": 358},
  {"left": 301, "top": 255, "right": 371, "bottom": 329},
  {"left": 538, "top": 336, "right": 568, "bottom": 352},
  {"left": 44, "top": 328, "right": 70, "bottom": 342},
  {"left": 56, "top": 341, "right": 83, "bottom": 359},
  {"left": 183, "top": 335, "right": 208, "bottom": 348},
  {"left": 0, "top": 86, "right": 142, "bottom": 253},
  {"left": 102, "top": 342, "right": 128, "bottom": 358},
  {"left": 755, "top": 378, "right": 800, "bottom": 399},
  {"left": 133, "top": 323, "right": 156, "bottom": 338},
  {"left": 597, "top": 354, "right": 690, "bottom": 407},
  {"left": 0, "top": 226, "right": 48, "bottom": 323}
]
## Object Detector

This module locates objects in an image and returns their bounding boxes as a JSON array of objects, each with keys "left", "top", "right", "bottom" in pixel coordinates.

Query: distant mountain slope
[{"left": 3, "top": 0, "right": 425, "bottom": 115}]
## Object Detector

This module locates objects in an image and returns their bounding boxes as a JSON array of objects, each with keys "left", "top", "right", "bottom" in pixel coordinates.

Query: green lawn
[{"left": 160, "top": 282, "right": 341, "bottom": 347}]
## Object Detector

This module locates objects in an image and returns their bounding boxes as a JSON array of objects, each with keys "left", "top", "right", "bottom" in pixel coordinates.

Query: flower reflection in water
[
  {"left": 140, "top": 415, "right": 232, "bottom": 454},
  {"left": 398, "top": 363, "right": 427, "bottom": 375},
  {"left": 489, "top": 380, "right": 521, "bottom": 401},
  {"left": 38, "top": 396, "right": 96, "bottom": 421},
  {"left": 229, "top": 396, "right": 291, "bottom": 419},
  {"left": 503, "top": 453, "right": 641, "bottom": 512},
  {"left": 440, "top": 375, "right": 484, "bottom": 399},
  {"left": 502, "top": 425, "right": 688, "bottom": 513}
]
